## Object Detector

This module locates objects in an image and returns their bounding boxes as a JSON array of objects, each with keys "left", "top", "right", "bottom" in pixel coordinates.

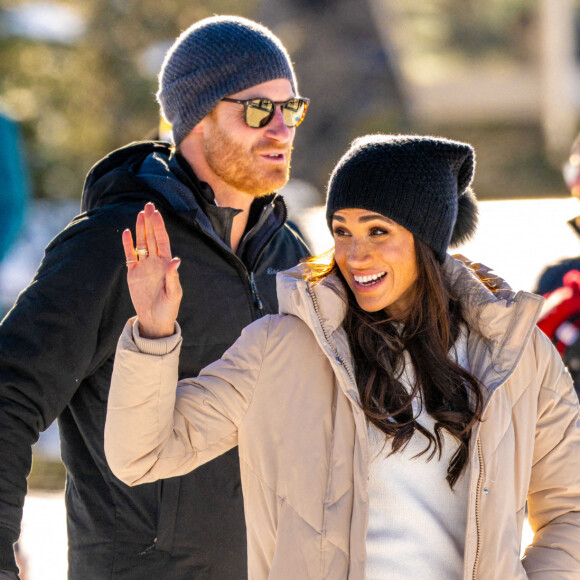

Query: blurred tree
[
  {"left": 443, "top": 0, "right": 532, "bottom": 58},
  {"left": 0, "top": 0, "right": 408, "bottom": 200},
  {"left": 0, "top": 0, "right": 540, "bottom": 201},
  {"left": 0, "top": 0, "right": 258, "bottom": 200},
  {"left": 386, "top": 0, "right": 534, "bottom": 64}
]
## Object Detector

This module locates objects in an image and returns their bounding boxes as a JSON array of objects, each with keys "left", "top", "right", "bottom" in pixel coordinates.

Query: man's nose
[{"left": 264, "top": 106, "right": 293, "bottom": 142}]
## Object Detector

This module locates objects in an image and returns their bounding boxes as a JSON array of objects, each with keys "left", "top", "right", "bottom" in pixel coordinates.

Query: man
[{"left": 0, "top": 16, "right": 310, "bottom": 579}]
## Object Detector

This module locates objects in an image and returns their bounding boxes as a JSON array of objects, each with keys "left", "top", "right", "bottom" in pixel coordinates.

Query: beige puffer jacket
[{"left": 105, "top": 256, "right": 580, "bottom": 579}]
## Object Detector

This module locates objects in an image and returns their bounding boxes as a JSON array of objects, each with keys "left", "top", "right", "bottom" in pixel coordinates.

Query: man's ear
[
  {"left": 178, "top": 121, "right": 205, "bottom": 158},
  {"left": 190, "top": 119, "right": 205, "bottom": 135},
  {"left": 192, "top": 111, "right": 215, "bottom": 135}
]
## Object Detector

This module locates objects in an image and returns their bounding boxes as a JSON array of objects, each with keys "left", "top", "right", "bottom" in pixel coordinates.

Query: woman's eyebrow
[
  {"left": 358, "top": 214, "right": 395, "bottom": 225},
  {"left": 332, "top": 213, "right": 395, "bottom": 225}
]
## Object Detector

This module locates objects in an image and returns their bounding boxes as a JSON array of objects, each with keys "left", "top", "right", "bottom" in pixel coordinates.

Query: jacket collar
[
  {"left": 277, "top": 255, "right": 545, "bottom": 395},
  {"left": 445, "top": 255, "right": 545, "bottom": 396},
  {"left": 277, "top": 263, "right": 347, "bottom": 337},
  {"left": 81, "top": 141, "right": 289, "bottom": 267}
]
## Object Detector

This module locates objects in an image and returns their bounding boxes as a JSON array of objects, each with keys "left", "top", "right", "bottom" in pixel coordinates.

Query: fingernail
[{"left": 175, "top": 258, "right": 181, "bottom": 269}]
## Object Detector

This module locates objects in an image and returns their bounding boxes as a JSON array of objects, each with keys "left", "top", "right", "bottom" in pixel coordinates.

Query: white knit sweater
[{"left": 365, "top": 327, "right": 470, "bottom": 579}]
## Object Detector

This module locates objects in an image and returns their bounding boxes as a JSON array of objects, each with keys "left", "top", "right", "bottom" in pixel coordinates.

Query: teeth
[{"left": 354, "top": 272, "right": 386, "bottom": 285}]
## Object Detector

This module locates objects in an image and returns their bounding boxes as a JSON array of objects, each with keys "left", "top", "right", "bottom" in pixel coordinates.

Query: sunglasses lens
[
  {"left": 282, "top": 99, "right": 308, "bottom": 128},
  {"left": 245, "top": 99, "right": 275, "bottom": 128}
]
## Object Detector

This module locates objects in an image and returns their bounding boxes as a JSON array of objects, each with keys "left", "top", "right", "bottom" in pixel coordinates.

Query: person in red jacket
[{"left": 537, "top": 269, "right": 580, "bottom": 396}]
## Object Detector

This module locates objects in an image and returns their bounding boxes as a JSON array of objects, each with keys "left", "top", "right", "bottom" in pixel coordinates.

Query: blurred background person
[
  {"left": 0, "top": 109, "right": 30, "bottom": 580},
  {"left": 534, "top": 134, "right": 580, "bottom": 398},
  {"left": 534, "top": 133, "right": 580, "bottom": 295},
  {"left": 0, "top": 111, "right": 29, "bottom": 266},
  {"left": 537, "top": 269, "right": 580, "bottom": 397}
]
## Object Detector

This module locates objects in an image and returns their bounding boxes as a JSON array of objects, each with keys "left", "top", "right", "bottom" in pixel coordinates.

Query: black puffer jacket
[{"left": 0, "top": 141, "right": 310, "bottom": 579}]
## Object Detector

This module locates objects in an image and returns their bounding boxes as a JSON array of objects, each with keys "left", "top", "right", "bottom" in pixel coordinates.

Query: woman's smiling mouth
[{"left": 353, "top": 272, "right": 387, "bottom": 287}]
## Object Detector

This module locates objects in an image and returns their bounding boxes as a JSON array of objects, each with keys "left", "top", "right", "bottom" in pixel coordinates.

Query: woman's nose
[{"left": 347, "top": 239, "right": 372, "bottom": 266}]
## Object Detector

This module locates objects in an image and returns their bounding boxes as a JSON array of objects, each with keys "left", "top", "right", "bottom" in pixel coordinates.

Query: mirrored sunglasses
[{"left": 221, "top": 97, "right": 310, "bottom": 129}]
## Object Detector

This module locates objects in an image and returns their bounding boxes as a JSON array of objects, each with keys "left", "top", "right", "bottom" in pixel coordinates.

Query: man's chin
[{"left": 252, "top": 169, "right": 290, "bottom": 196}]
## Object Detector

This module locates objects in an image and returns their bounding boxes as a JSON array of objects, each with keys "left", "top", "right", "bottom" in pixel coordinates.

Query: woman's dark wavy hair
[{"left": 305, "top": 238, "right": 484, "bottom": 488}]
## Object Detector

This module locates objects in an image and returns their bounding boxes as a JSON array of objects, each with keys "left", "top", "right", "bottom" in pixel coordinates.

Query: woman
[{"left": 105, "top": 135, "right": 580, "bottom": 579}]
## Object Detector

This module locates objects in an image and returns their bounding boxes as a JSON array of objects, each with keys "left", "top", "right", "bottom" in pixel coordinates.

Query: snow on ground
[{"left": 20, "top": 492, "right": 67, "bottom": 580}]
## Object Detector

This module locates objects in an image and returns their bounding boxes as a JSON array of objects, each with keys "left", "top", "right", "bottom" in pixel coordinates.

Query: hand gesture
[{"left": 122, "top": 202, "right": 182, "bottom": 338}]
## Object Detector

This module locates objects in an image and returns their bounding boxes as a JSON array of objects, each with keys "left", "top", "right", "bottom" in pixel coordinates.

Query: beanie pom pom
[{"left": 450, "top": 187, "right": 478, "bottom": 247}]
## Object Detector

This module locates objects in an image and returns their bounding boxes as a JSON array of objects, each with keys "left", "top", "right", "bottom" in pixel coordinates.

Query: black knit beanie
[
  {"left": 326, "top": 134, "right": 478, "bottom": 262},
  {"left": 157, "top": 16, "right": 297, "bottom": 146}
]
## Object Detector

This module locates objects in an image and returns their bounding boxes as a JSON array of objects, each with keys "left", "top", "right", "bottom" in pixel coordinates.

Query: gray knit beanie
[
  {"left": 157, "top": 16, "right": 297, "bottom": 145},
  {"left": 326, "top": 134, "right": 478, "bottom": 262}
]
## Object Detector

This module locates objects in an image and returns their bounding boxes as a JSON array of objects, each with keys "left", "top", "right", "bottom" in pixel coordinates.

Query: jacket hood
[
  {"left": 81, "top": 141, "right": 181, "bottom": 212},
  {"left": 81, "top": 141, "right": 289, "bottom": 252},
  {"left": 277, "top": 254, "right": 545, "bottom": 393},
  {"left": 277, "top": 262, "right": 347, "bottom": 336},
  {"left": 444, "top": 255, "right": 544, "bottom": 351}
]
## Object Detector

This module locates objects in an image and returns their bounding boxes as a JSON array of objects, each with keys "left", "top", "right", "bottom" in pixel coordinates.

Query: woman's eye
[
  {"left": 332, "top": 227, "right": 349, "bottom": 237},
  {"left": 370, "top": 227, "right": 388, "bottom": 236}
]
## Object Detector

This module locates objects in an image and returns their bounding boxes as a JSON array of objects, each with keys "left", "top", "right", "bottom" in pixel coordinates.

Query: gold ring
[
  {"left": 136, "top": 248, "right": 149, "bottom": 256},
  {"left": 126, "top": 260, "right": 138, "bottom": 266}
]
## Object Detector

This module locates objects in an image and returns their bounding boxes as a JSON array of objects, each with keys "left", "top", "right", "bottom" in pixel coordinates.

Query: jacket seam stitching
[
  {"left": 238, "top": 454, "right": 333, "bottom": 544},
  {"left": 238, "top": 316, "right": 271, "bottom": 431}
]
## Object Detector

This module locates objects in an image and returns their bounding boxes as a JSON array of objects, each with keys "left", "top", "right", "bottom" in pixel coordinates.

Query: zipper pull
[{"left": 250, "top": 272, "right": 265, "bottom": 317}]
